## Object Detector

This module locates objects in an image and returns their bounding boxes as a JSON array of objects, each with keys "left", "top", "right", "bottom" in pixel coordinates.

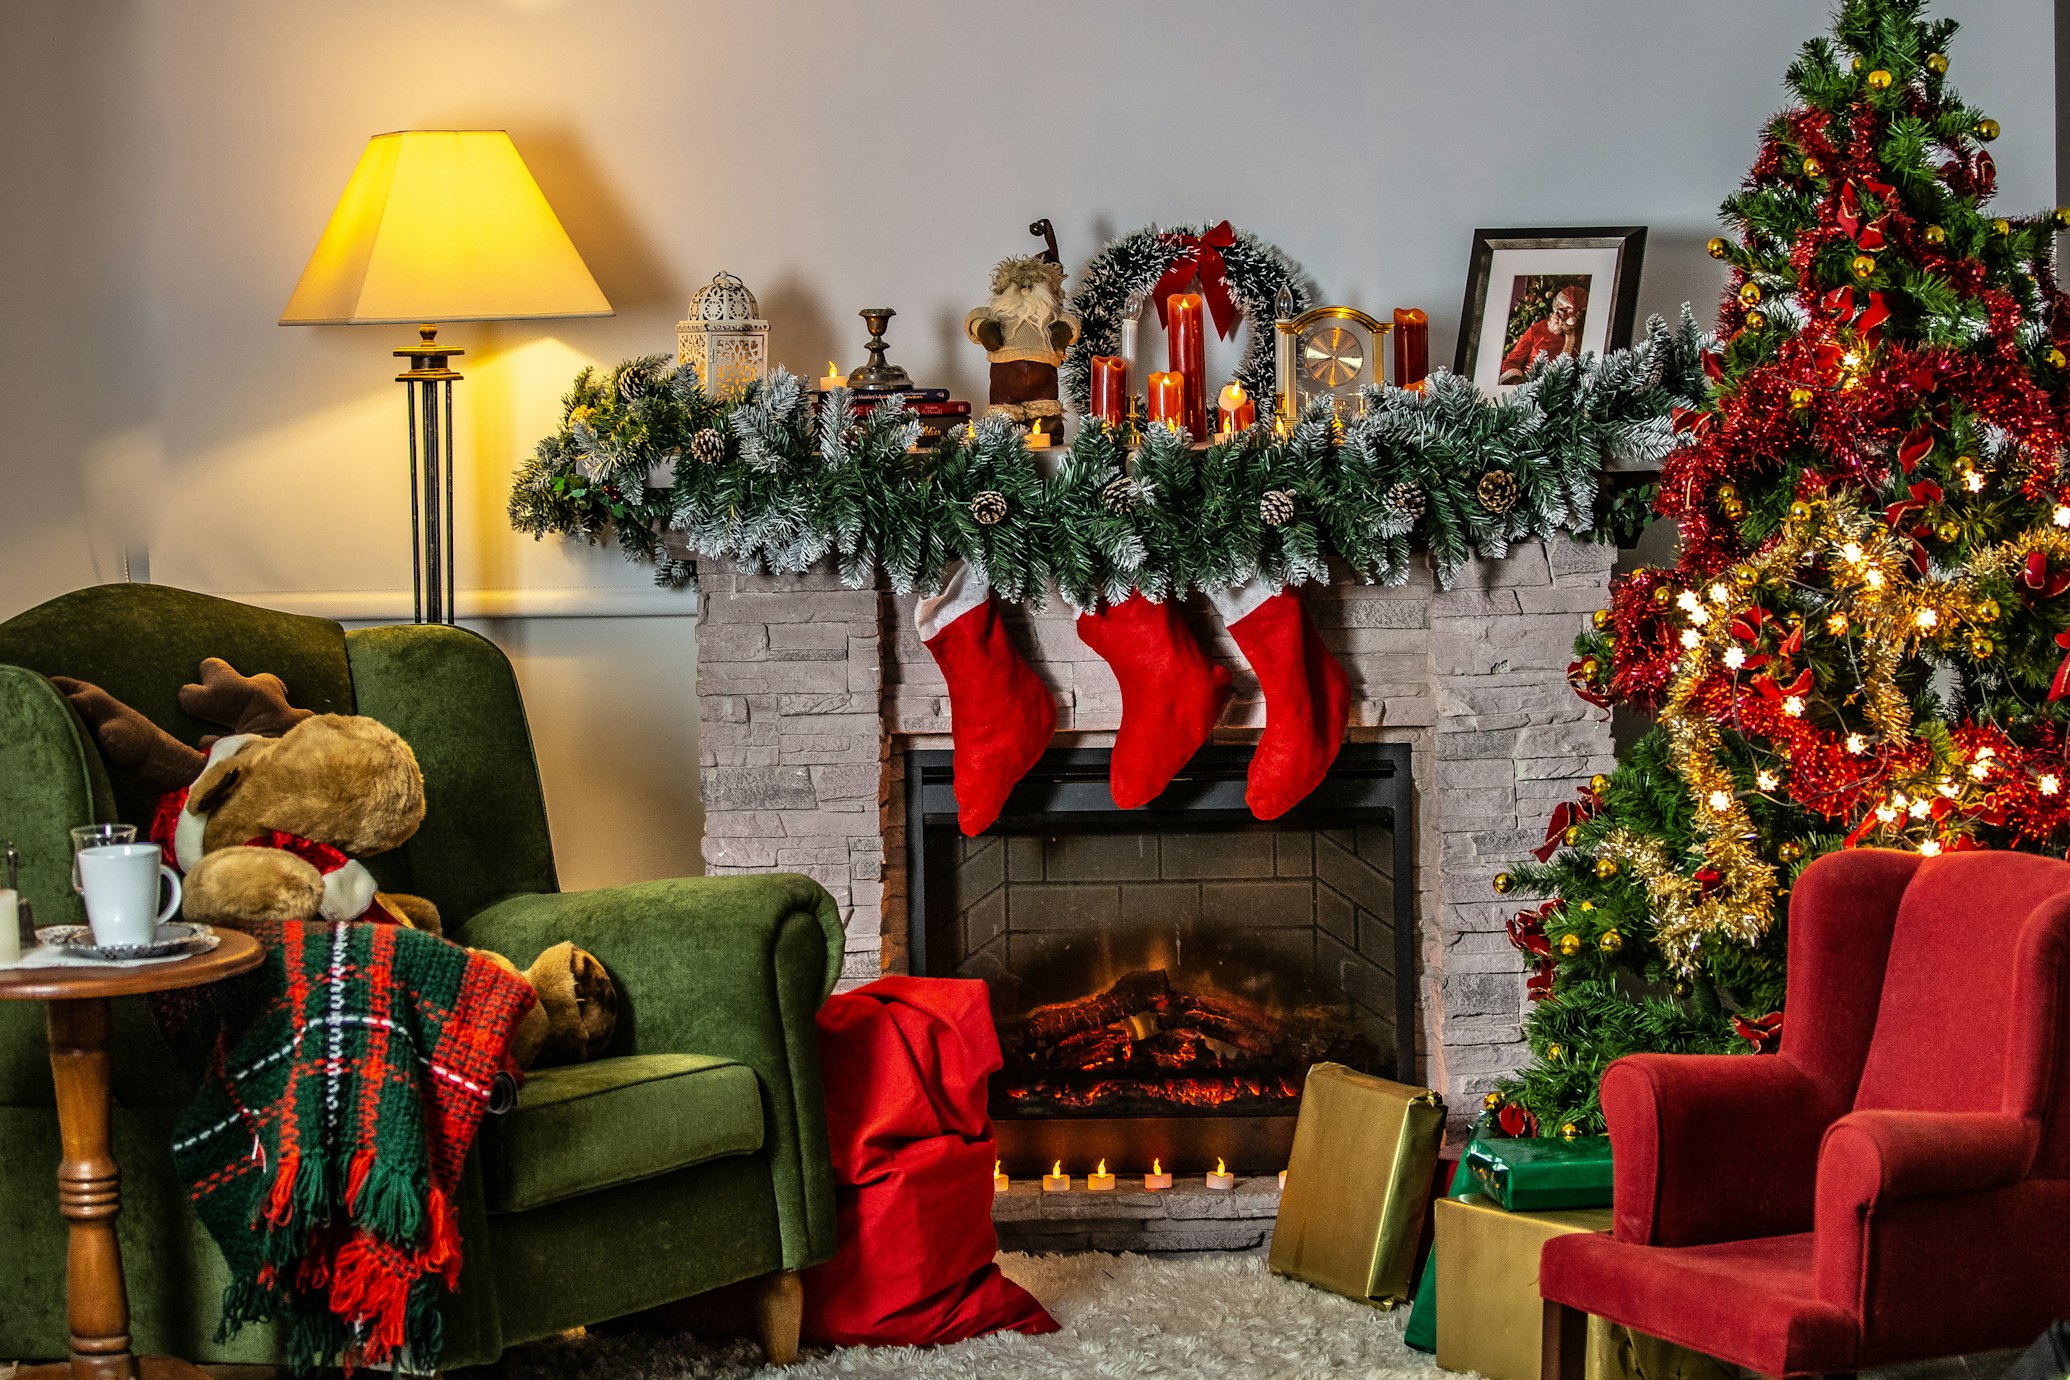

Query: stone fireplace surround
[{"left": 692, "top": 539, "right": 1615, "bottom": 1111}]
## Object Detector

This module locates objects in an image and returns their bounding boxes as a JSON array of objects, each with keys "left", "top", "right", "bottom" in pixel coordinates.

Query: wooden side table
[{"left": 1, "top": 932, "right": 263, "bottom": 1380}]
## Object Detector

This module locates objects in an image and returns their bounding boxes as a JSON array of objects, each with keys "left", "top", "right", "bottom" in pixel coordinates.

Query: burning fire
[
  {"left": 1152, "top": 1158, "right": 1162, "bottom": 1175},
  {"left": 1051, "top": 1160, "right": 1062, "bottom": 1178},
  {"left": 1095, "top": 1158, "right": 1107, "bottom": 1175},
  {"left": 1215, "top": 1156, "right": 1226, "bottom": 1175}
]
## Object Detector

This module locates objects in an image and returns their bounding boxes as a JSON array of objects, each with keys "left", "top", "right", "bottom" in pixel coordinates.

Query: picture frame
[{"left": 1453, "top": 227, "right": 1647, "bottom": 391}]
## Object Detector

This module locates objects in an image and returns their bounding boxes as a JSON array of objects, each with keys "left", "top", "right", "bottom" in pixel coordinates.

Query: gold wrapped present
[
  {"left": 1267, "top": 1062, "right": 1445, "bottom": 1307},
  {"left": 1434, "top": 1193, "right": 1734, "bottom": 1380}
]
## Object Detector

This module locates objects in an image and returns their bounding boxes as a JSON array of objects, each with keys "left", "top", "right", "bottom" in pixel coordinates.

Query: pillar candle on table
[
  {"left": 0, "top": 889, "right": 16, "bottom": 964},
  {"left": 1147, "top": 371, "right": 1187, "bottom": 427},
  {"left": 1166, "top": 292, "right": 1208, "bottom": 439},
  {"left": 1392, "top": 309, "right": 1430, "bottom": 390},
  {"left": 1206, "top": 1157, "right": 1235, "bottom": 1191},
  {"left": 819, "top": 361, "right": 845, "bottom": 393},
  {"left": 994, "top": 1161, "right": 1009, "bottom": 1193},
  {"left": 1144, "top": 1158, "right": 1172, "bottom": 1191},
  {"left": 1087, "top": 1159, "right": 1116, "bottom": 1191},
  {"left": 1043, "top": 1161, "right": 1071, "bottom": 1192},
  {"left": 1217, "top": 381, "right": 1257, "bottom": 436},
  {"left": 1089, "top": 355, "right": 1129, "bottom": 425}
]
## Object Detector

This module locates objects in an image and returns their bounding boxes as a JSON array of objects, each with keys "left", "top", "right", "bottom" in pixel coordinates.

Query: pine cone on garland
[
  {"left": 1101, "top": 476, "right": 1140, "bottom": 516},
  {"left": 617, "top": 359, "right": 664, "bottom": 403},
  {"left": 1260, "top": 489, "right": 1296, "bottom": 527},
  {"left": 690, "top": 428, "right": 726, "bottom": 464},
  {"left": 1477, "top": 470, "right": 1522, "bottom": 515},
  {"left": 1385, "top": 482, "right": 1427, "bottom": 521},
  {"left": 971, "top": 490, "right": 1009, "bottom": 526}
]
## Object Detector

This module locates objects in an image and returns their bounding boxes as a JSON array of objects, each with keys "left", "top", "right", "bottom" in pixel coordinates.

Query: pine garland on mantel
[{"left": 507, "top": 310, "right": 1710, "bottom": 606}]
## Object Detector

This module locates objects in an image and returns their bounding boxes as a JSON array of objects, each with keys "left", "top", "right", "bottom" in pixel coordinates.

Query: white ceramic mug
[{"left": 77, "top": 844, "right": 181, "bottom": 948}]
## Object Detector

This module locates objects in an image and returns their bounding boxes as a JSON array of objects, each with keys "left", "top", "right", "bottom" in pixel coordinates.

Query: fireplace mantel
[{"left": 693, "top": 539, "right": 1614, "bottom": 1109}]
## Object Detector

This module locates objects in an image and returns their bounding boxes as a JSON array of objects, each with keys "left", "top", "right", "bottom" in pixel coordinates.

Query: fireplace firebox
[{"left": 906, "top": 743, "right": 1414, "bottom": 1175}]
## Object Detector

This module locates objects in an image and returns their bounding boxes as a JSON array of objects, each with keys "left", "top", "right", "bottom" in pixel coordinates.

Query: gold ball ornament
[
  {"left": 2056, "top": 208, "right": 2070, "bottom": 230},
  {"left": 1867, "top": 68, "right": 1893, "bottom": 90},
  {"left": 1851, "top": 252, "right": 1878, "bottom": 280},
  {"left": 1976, "top": 117, "right": 2000, "bottom": 142},
  {"left": 1926, "top": 52, "right": 1948, "bottom": 75},
  {"left": 1483, "top": 1090, "right": 1503, "bottom": 1111},
  {"left": 1992, "top": 218, "right": 2012, "bottom": 237},
  {"left": 1738, "top": 281, "right": 1764, "bottom": 307},
  {"left": 1971, "top": 632, "right": 1996, "bottom": 659},
  {"left": 1492, "top": 872, "right": 1514, "bottom": 894},
  {"left": 1547, "top": 1043, "right": 1564, "bottom": 1062},
  {"left": 1672, "top": 979, "right": 1694, "bottom": 998},
  {"left": 1653, "top": 585, "right": 1674, "bottom": 606},
  {"left": 1744, "top": 309, "right": 1768, "bottom": 333},
  {"left": 1850, "top": 55, "right": 1864, "bottom": 73},
  {"left": 1789, "top": 387, "right": 1816, "bottom": 413},
  {"left": 2050, "top": 348, "right": 2069, "bottom": 371},
  {"left": 1579, "top": 656, "right": 1600, "bottom": 680},
  {"left": 1558, "top": 933, "right": 1583, "bottom": 957},
  {"left": 1594, "top": 857, "right": 1619, "bottom": 879},
  {"left": 1590, "top": 774, "right": 1611, "bottom": 793},
  {"left": 1803, "top": 156, "right": 1824, "bottom": 177},
  {"left": 1716, "top": 481, "right": 1738, "bottom": 501},
  {"left": 1977, "top": 597, "right": 2000, "bottom": 623},
  {"left": 1599, "top": 929, "right": 1624, "bottom": 953},
  {"left": 1707, "top": 236, "right": 1731, "bottom": 260},
  {"left": 1560, "top": 1122, "right": 1583, "bottom": 1142},
  {"left": 1601, "top": 633, "right": 1618, "bottom": 652},
  {"left": 1935, "top": 520, "right": 1961, "bottom": 544},
  {"left": 1923, "top": 224, "right": 1947, "bottom": 246},
  {"left": 1720, "top": 497, "right": 1747, "bottom": 520},
  {"left": 1591, "top": 608, "right": 1612, "bottom": 630},
  {"left": 1790, "top": 500, "right": 1813, "bottom": 522},
  {"left": 1778, "top": 839, "right": 1806, "bottom": 862},
  {"left": 1563, "top": 824, "right": 1584, "bottom": 848}
]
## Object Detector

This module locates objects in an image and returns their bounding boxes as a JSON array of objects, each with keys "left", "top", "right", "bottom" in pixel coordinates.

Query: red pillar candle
[
  {"left": 1089, "top": 355, "right": 1128, "bottom": 424},
  {"left": 1147, "top": 371, "right": 1187, "bottom": 427},
  {"left": 1393, "top": 307, "right": 1431, "bottom": 390},
  {"left": 1167, "top": 292, "right": 1208, "bottom": 439},
  {"left": 1217, "top": 381, "right": 1257, "bottom": 436}
]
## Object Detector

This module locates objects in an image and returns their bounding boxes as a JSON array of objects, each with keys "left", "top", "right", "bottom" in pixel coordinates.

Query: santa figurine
[
  {"left": 1498, "top": 282, "right": 1587, "bottom": 384},
  {"left": 965, "top": 219, "right": 1081, "bottom": 430}
]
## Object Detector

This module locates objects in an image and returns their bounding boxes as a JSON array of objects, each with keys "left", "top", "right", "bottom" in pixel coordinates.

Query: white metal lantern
[{"left": 676, "top": 271, "right": 769, "bottom": 400}]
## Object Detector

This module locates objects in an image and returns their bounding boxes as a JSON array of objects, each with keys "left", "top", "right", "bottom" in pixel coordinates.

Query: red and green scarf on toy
[{"left": 152, "top": 906, "right": 533, "bottom": 1372}]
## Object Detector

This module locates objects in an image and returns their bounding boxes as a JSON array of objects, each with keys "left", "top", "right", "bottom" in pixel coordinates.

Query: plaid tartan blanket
[{"left": 154, "top": 917, "right": 536, "bottom": 1373}]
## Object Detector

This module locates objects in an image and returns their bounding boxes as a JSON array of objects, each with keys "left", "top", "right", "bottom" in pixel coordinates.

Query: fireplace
[{"left": 906, "top": 743, "right": 1413, "bottom": 1174}]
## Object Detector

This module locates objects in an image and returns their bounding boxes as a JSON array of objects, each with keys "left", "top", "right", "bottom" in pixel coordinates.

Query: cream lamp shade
[{"left": 279, "top": 130, "right": 612, "bottom": 324}]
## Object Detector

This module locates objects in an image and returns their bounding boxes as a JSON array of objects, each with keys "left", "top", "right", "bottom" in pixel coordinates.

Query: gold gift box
[
  {"left": 1267, "top": 1062, "right": 1445, "bottom": 1307},
  {"left": 1434, "top": 1193, "right": 1734, "bottom": 1380}
]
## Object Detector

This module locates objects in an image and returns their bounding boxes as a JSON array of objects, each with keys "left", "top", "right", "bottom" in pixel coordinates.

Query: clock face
[{"left": 1300, "top": 325, "right": 1366, "bottom": 389}]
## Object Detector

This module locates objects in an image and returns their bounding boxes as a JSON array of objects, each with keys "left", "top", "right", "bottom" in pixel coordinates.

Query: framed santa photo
[{"left": 1453, "top": 226, "right": 1647, "bottom": 391}]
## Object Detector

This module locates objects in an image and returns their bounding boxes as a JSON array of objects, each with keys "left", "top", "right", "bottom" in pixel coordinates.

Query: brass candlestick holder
[{"left": 847, "top": 308, "right": 914, "bottom": 391}]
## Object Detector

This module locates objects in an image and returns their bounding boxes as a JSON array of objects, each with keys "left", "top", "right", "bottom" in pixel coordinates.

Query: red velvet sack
[{"left": 801, "top": 976, "right": 1058, "bottom": 1347}]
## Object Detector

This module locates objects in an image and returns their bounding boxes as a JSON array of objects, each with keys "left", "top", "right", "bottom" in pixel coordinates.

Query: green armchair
[{"left": 0, "top": 584, "right": 842, "bottom": 1368}]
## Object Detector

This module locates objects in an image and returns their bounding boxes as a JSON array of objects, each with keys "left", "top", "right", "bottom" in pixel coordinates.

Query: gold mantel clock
[{"left": 1275, "top": 306, "right": 1392, "bottom": 424}]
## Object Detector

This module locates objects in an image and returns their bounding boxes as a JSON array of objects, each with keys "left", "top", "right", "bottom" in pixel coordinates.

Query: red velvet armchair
[{"left": 1541, "top": 849, "right": 2070, "bottom": 1378}]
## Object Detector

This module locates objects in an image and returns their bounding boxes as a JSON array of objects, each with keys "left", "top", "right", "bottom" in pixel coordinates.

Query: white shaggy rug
[{"left": 501, "top": 1251, "right": 1438, "bottom": 1380}]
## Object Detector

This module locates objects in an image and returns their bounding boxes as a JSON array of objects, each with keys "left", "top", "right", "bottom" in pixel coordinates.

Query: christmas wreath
[{"left": 1059, "top": 221, "right": 1311, "bottom": 418}]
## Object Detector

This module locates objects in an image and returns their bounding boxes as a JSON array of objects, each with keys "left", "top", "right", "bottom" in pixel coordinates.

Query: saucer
[{"left": 34, "top": 922, "right": 219, "bottom": 962}]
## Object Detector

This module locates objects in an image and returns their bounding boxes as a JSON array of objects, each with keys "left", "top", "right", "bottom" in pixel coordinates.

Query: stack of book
[{"left": 827, "top": 385, "right": 972, "bottom": 448}]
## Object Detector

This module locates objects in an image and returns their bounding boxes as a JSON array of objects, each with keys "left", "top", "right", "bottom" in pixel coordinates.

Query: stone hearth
[{"left": 692, "top": 539, "right": 1614, "bottom": 1109}]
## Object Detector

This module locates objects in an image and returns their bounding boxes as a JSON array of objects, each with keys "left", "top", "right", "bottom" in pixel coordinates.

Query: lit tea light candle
[
  {"left": 994, "top": 1160, "right": 1009, "bottom": 1193},
  {"left": 1217, "top": 381, "right": 1256, "bottom": 434},
  {"left": 0, "top": 889, "right": 17, "bottom": 965},
  {"left": 1206, "top": 1157, "right": 1235, "bottom": 1192},
  {"left": 1026, "top": 418, "right": 1053, "bottom": 449},
  {"left": 819, "top": 361, "right": 845, "bottom": 393},
  {"left": 1087, "top": 1158, "right": 1116, "bottom": 1191},
  {"left": 1144, "top": 1158, "right": 1172, "bottom": 1191},
  {"left": 1043, "top": 1160, "right": 1071, "bottom": 1193}
]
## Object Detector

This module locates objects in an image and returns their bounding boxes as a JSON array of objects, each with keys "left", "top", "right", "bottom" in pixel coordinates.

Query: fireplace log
[{"left": 1004, "top": 968, "right": 1174, "bottom": 1051}]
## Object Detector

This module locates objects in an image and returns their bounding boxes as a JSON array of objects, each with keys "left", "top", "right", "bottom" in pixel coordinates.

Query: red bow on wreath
[
  {"left": 1152, "top": 221, "right": 1242, "bottom": 340},
  {"left": 1734, "top": 1010, "right": 1785, "bottom": 1053}
]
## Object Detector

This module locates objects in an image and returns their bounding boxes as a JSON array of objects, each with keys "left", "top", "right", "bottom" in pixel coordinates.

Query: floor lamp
[{"left": 279, "top": 130, "right": 612, "bottom": 623}]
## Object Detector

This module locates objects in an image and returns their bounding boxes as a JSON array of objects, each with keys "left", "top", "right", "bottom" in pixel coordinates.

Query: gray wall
[{"left": 0, "top": 0, "right": 2055, "bottom": 887}]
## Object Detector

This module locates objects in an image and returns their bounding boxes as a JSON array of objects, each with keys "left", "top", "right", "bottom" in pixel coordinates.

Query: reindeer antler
[
  {"left": 180, "top": 658, "right": 314, "bottom": 746},
  {"left": 51, "top": 677, "right": 208, "bottom": 789}
]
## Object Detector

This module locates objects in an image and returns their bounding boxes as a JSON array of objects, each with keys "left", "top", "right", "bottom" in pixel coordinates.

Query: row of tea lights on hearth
[{"left": 993, "top": 1158, "right": 1288, "bottom": 1194}]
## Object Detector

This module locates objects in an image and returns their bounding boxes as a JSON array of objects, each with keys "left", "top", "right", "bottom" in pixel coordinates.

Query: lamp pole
[{"left": 394, "top": 325, "right": 462, "bottom": 624}]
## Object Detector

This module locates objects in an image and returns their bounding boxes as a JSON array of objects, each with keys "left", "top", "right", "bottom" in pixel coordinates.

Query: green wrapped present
[{"left": 1465, "top": 1134, "right": 1613, "bottom": 1211}]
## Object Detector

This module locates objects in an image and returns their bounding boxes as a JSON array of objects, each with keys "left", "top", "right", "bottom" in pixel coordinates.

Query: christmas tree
[{"left": 1493, "top": 0, "right": 2070, "bottom": 1137}]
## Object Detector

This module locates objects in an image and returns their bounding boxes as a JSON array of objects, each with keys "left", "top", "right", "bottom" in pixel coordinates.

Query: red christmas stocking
[
  {"left": 1207, "top": 578, "right": 1351, "bottom": 820},
  {"left": 1075, "top": 593, "right": 1232, "bottom": 809},
  {"left": 917, "top": 562, "right": 1055, "bottom": 835}
]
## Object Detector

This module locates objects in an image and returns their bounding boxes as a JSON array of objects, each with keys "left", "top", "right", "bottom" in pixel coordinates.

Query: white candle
[
  {"left": 0, "top": 889, "right": 18, "bottom": 964},
  {"left": 994, "top": 1161, "right": 1009, "bottom": 1193},
  {"left": 1206, "top": 1157, "right": 1235, "bottom": 1192},
  {"left": 1144, "top": 1158, "right": 1172, "bottom": 1191},
  {"left": 1087, "top": 1159, "right": 1116, "bottom": 1191},
  {"left": 1120, "top": 314, "right": 1139, "bottom": 367},
  {"left": 819, "top": 361, "right": 845, "bottom": 393},
  {"left": 1042, "top": 1161, "right": 1071, "bottom": 1193}
]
